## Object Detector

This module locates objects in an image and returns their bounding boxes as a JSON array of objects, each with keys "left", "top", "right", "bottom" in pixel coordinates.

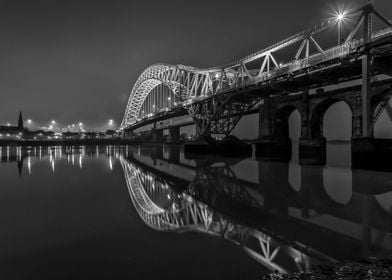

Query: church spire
[{"left": 18, "top": 111, "right": 24, "bottom": 130}]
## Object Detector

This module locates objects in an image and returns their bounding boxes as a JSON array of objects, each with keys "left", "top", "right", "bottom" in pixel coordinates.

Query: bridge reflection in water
[
  {"left": 1, "top": 144, "right": 392, "bottom": 274},
  {"left": 117, "top": 143, "right": 392, "bottom": 274},
  {"left": 120, "top": 156, "right": 312, "bottom": 274}
]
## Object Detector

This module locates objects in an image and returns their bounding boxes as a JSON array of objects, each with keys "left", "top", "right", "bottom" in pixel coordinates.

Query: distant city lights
[{"left": 2, "top": 116, "right": 120, "bottom": 134}]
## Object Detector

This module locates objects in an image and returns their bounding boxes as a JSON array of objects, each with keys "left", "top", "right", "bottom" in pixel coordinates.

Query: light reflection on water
[{"left": 0, "top": 143, "right": 391, "bottom": 279}]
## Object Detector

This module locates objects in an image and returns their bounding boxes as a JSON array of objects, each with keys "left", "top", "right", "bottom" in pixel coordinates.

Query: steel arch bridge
[
  {"left": 119, "top": 155, "right": 316, "bottom": 274},
  {"left": 120, "top": 3, "right": 392, "bottom": 137}
]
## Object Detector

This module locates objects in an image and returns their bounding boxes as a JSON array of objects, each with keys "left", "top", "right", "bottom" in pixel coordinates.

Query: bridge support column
[
  {"left": 299, "top": 91, "right": 326, "bottom": 165},
  {"left": 255, "top": 97, "right": 291, "bottom": 160},
  {"left": 151, "top": 145, "right": 164, "bottom": 166},
  {"left": 167, "top": 145, "right": 180, "bottom": 164},
  {"left": 258, "top": 97, "right": 274, "bottom": 140},
  {"left": 350, "top": 24, "right": 392, "bottom": 170},
  {"left": 151, "top": 128, "right": 164, "bottom": 143},
  {"left": 301, "top": 90, "right": 311, "bottom": 140},
  {"left": 298, "top": 138, "right": 326, "bottom": 165},
  {"left": 168, "top": 126, "right": 180, "bottom": 142},
  {"left": 352, "top": 117, "right": 363, "bottom": 139},
  {"left": 299, "top": 163, "right": 324, "bottom": 218},
  {"left": 124, "top": 130, "right": 134, "bottom": 139},
  {"left": 258, "top": 160, "right": 290, "bottom": 214}
]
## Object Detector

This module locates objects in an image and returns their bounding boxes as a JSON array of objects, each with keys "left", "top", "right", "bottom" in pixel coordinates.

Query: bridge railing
[
  {"left": 372, "top": 27, "right": 392, "bottom": 41},
  {"left": 236, "top": 44, "right": 351, "bottom": 88}
]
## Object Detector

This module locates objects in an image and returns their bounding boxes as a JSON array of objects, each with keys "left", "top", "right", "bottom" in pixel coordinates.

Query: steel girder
[{"left": 187, "top": 95, "right": 261, "bottom": 136}]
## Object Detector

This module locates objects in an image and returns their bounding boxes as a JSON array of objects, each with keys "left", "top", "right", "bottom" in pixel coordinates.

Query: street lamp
[
  {"left": 49, "top": 120, "right": 57, "bottom": 132},
  {"left": 78, "top": 122, "right": 84, "bottom": 133},
  {"left": 334, "top": 10, "right": 347, "bottom": 45},
  {"left": 27, "top": 119, "right": 33, "bottom": 129},
  {"left": 167, "top": 96, "right": 171, "bottom": 107}
]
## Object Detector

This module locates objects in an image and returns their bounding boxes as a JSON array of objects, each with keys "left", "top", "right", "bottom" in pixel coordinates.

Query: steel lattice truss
[
  {"left": 120, "top": 3, "right": 392, "bottom": 134},
  {"left": 374, "top": 95, "right": 392, "bottom": 123},
  {"left": 120, "top": 156, "right": 313, "bottom": 273}
]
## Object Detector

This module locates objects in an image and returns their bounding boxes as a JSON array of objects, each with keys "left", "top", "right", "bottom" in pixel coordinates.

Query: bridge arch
[
  {"left": 121, "top": 63, "right": 206, "bottom": 130},
  {"left": 311, "top": 99, "right": 353, "bottom": 140}
]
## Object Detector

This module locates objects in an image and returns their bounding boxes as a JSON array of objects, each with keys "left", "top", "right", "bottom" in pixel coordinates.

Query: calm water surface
[{"left": 0, "top": 144, "right": 391, "bottom": 279}]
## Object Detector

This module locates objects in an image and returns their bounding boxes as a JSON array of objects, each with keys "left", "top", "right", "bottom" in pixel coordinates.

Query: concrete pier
[
  {"left": 298, "top": 137, "right": 326, "bottom": 165},
  {"left": 351, "top": 138, "right": 392, "bottom": 171},
  {"left": 168, "top": 126, "right": 180, "bottom": 142},
  {"left": 151, "top": 128, "right": 164, "bottom": 143},
  {"left": 255, "top": 138, "right": 292, "bottom": 161}
]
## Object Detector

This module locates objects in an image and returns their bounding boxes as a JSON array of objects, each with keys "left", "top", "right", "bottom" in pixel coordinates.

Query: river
[{"left": 0, "top": 143, "right": 391, "bottom": 279}]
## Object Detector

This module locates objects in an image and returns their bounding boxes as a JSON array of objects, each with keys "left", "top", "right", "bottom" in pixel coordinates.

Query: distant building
[
  {"left": 0, "top": 111, "right": 25, "bottom": 138},
  {"left": 17, "top": 111, "right": 24, "bottom": 130}
]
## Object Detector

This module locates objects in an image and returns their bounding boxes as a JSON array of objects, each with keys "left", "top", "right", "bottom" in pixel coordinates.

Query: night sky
[{"left": 0, "top": 0, "right": 391, "bottom": 132}]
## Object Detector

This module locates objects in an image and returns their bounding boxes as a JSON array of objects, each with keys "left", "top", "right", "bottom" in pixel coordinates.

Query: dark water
[{"left": 0, "top": 144, "right": 391, "bottom": 279}]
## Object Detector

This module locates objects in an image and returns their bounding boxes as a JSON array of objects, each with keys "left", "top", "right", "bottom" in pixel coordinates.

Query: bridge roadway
[
  {"left": 119, "top": 145, "right": 392, "bottom": 262},
  {"left": 120, "top": 2, "right": 392, "bottom": 155}
]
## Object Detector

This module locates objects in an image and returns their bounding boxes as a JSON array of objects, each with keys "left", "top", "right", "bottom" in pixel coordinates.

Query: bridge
[{"left": 119, "top": 3, "right": 392, "bottom": 162}]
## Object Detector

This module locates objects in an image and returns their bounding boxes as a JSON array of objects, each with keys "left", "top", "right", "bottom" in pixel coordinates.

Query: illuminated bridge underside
[
  {"left": 120, "top": 4, "right": 392, "bottom": 136},
  {"left": 120, "top": 157, "right": 312, "bottom": 273}
]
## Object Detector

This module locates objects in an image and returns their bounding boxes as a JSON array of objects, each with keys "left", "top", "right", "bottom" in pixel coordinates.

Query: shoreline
[{"left": 261, "top": 258, "right": 392, "bottom": 280}]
